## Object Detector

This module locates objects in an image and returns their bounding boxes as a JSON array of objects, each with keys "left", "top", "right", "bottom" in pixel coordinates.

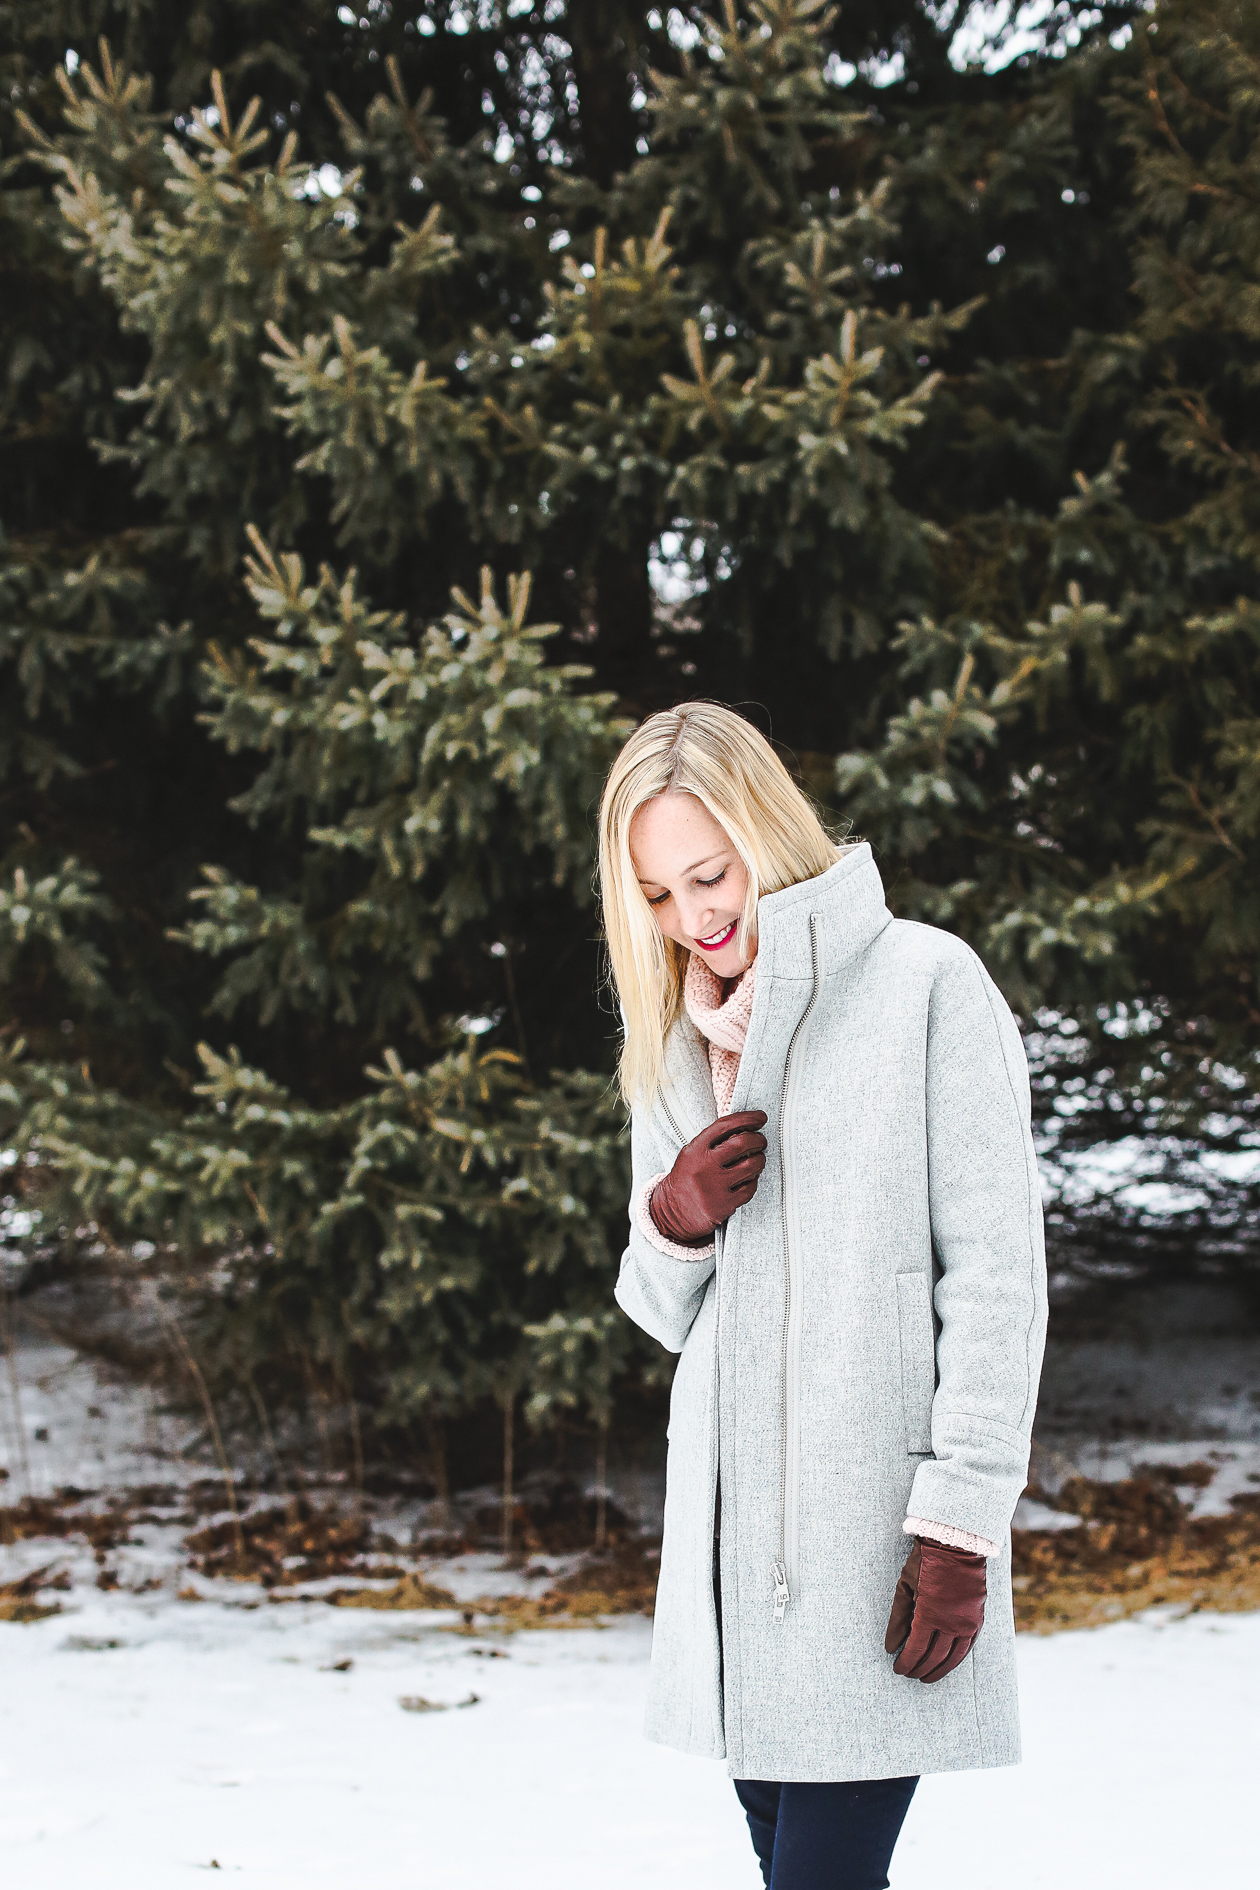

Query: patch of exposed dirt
[
  {"left": 0, "top": 1490, "right": 142, "bottom": 1552},
  {"left": 0, "top": 1564, "right": 66, "bottom": 1623},
  {"left": 328, "top": 1573, "right": 458, "bottom": 1611},
  {"left": 1013, "top": 1469, "right": 1260, "bottom": 1631},
  {"left": 185, "top": 1498, "right": 404, "bottom": 1587},
  {"left": 13, "top": 1464, "right": 1256, "bottom": 1639},
  {"left": 548, "top": 1539, "right": 660, "bottom": 1614},
  {"left": 327, "top": 1539, "right": 661, "bottom": 1630},
  {"left": 466, "top": 1482, "right": 638, "bottom": 1556}
]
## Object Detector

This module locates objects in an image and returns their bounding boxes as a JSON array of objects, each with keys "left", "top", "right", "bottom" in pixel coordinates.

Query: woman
[{"left": 598, "top": 703, "right": 1047, "bottom": 1889}]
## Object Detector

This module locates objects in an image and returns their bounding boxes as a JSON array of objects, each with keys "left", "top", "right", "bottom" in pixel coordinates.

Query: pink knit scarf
[{"left": 683, "top": 954, "right": 756, "bottom": 1115}]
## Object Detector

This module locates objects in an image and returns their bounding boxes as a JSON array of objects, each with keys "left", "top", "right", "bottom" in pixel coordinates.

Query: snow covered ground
[
  {"left": 3, "top": 1566, "right": 1256, "bottom": 1886},
  {"left": 2, "top": 1343, "right": 1257, "bottom": 1887}
]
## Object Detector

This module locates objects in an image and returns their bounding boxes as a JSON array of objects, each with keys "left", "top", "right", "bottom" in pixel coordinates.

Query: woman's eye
[
  {"left": 647, "top": 890, "right": 670, "bottom": 907},
  {"left": 697, "top": 868, "right": 727, "bottom": 890}
]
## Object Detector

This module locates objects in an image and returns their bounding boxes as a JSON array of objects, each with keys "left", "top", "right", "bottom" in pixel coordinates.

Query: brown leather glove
[
  {"left": 884, "top": 1537, "right": 987, "bottom": 1683},
  {"left": 649, "top": 1110, "right": 769, "bottom": 1246}
]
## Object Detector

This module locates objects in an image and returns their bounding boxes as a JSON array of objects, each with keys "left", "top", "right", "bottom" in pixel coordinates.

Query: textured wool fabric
[
  {"left": 685, "top": 956, "right": 757, "bottom": 1114},
  {"left": 650, "top": 958, "right": 999, "bottom": 1548},
  {"left": 614, "top": 845, "right": 1048, "bottom": 1782}
]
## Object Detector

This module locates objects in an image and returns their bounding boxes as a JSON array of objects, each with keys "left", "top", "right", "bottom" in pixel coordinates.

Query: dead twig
[
  {"left": 154, "top": 1299, "right": 245, "bottom": 1564},
  {"left": 0, "top": 1279, "right": 32, "bottom": 1501}
]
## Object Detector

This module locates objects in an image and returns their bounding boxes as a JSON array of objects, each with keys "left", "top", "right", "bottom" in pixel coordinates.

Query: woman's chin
[{"left": 690, "top": 940, "right": 748, "bottom": 979}]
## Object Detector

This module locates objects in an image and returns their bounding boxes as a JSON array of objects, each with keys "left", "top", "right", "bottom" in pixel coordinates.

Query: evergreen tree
[
  {"left": 0, "top": 8, "right": 663, "bottom": 1472},
  {"left": 4, "top": 2, "right": 1259, "bottom": 1488},
  {"left": 2, "top": 1, "right": 964, "bottom": 1473},
  {"left": 837, "top": 0, "right": 1260, "bottom": 1289}
]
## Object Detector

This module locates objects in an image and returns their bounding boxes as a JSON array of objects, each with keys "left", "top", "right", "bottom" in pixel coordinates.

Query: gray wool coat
[{"left": 614, "top": 845, "right": 1047, "bottom": 1783}]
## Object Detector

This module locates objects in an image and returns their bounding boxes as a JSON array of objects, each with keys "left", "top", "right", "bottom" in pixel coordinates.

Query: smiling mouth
[{"left": 695, "top": 921, "right": 737, "bottom": 953}]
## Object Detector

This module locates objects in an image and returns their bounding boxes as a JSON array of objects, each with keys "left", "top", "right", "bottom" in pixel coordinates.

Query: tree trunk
[
  {"left": 346, "top": 1395, "right": 365, "bottom": 1514},
  {"left": 566, "top": 8, "right": 656, "bottom": 706},
  {"left": 591, "top": 538, "right": 655, "bottom": 702},
  {"left": 501, "top": 1393, "right": 516, "bottom": 1558},
  {"left": 565, "top": 2, "right": 647, "bottom": 191},
  {"left": 245, "top": 1371, "right": 291, "bottom": 1502},
  {"left": 1, "top": 1284, "right": 31, "bottom": 1502},
  {"left": 594, "top": 1415, "right": 609, "bottom": 1553},
  {"left": 425, "top": 1411, "right": 451, "bottom": 1533}
]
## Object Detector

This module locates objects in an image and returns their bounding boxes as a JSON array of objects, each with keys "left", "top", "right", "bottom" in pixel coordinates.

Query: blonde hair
[{"left": 598, "top": 702, "right": 845, "bottom": 1109}]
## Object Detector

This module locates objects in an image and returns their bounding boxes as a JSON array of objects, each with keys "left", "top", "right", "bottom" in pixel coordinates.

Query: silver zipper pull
[{"left": 772, "top": 1561, "right": 790, "bottom": 1624}]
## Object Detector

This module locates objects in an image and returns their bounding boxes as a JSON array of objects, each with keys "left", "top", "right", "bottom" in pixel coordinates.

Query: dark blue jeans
[{"left": 734, "top": 1775, "right": 919, "bottom": 1889}]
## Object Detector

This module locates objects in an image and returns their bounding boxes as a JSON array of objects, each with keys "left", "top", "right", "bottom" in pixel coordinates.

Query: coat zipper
[{"left": 773, "top": 914, "right": 820, "bottom": 1624}]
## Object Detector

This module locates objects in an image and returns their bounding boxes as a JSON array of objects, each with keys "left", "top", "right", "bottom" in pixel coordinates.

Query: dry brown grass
[
  {"left": 0, "top": 1563, "right": 66, "bottom": 1623},
  {"left": 330, "top": 1572, "right": 459, "bottom": 1611},
  {"left": 1013, "top": 1469, "right": 1260, "bottom": 1632},
  {"left": 328, "top": 1540, "right": 660, "bottom": 1631},
  {"left": 7, "top": 1469, "right": 1259, "bottom": 1637},
  {"left": 186, "top": 1498, "right": 398, "bottom": 1586},
  {"left": 0, "top": 1490, "right": 139, "bottom": 1552}
]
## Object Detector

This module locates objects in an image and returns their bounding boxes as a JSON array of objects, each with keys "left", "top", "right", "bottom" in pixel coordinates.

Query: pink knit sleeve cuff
[
  {"left": 632, "top": 1174, "right": 715, "bottom": 1263},
  {"left": 905, "top": 1516, "right": 1001, "bottom": 1558}
]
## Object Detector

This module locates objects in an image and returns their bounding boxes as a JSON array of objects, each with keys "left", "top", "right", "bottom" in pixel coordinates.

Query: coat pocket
[{"left": 895, "top": 1271, "right": 936, "bottom": 1455}]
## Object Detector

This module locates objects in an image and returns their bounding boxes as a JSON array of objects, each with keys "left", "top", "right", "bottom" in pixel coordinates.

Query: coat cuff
[
  {"left": 632, "top": 1174, "right": 716, "bottom": 1263},
  {"left": 905, "top": 1414, "right": 1031, "bottom": 1546},
  {"left": 905, "top": 1515, "right": 1001, "bottom": 1558}
]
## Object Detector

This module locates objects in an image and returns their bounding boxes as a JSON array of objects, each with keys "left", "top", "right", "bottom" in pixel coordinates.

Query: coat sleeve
[
  {"left": 906, "top": 944, "right": 1048, "bottom": 1548},
  {"left": 613, "top": 1102, "right": 716, "bottom": 1355}
]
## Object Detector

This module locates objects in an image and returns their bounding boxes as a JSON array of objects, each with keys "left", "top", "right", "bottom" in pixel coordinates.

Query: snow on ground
[
  {"left": 0, "top": 1337, "right": 202, "bottom": 1498},
  {"left": 2, "top": 1575, "right": 1257, "bottom": 1886},
  {"left": 2, "top": 1341, "right": 1258, "bottom": 1887}
]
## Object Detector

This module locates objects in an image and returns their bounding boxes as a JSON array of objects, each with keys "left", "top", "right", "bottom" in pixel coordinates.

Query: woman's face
[{"left": 629, "top": 791, "right": 752, "bottom": 978}]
